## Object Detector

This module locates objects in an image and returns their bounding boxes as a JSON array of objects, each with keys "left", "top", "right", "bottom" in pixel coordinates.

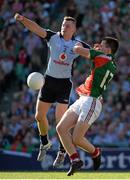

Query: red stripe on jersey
[
  {"left": 76, "top": 70, "right": 95, "bottom": 95},
  {"left": 76, "top": 55, "right": 112, "bottom": 96},
  {"left": 95, "top": 55, "right": 111, "bottom": 68}
]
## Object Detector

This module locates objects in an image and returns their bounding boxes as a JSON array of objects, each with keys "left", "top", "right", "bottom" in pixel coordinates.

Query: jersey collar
[{"left": 59, "top": 32, "right": 75, "bottom": 40}]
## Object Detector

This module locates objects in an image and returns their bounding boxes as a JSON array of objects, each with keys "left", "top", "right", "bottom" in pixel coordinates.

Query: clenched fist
[{"left": 14, "top": 13, "right": 24, "bottom": 22}]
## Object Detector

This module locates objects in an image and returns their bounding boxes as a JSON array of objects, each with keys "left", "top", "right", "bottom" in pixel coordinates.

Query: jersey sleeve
[
  {"left": 89, "top": 49, "right": 103, "bottom": 60},
  {"left": 78, "top": 40, "right": 91, "bottom": 49},
  {"left": 45, "top": 29, "right": 56, "bottom": 41}
]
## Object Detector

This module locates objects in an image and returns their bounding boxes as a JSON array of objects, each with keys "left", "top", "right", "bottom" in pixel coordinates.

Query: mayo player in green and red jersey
[{"left": 56, "top": 37, "right": 119, "bottom": 176}]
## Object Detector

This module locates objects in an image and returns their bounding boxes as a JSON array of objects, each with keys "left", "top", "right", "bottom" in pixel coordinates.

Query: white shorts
[{"left": 69, "top": 96, "right": 102, "bottom": 125}]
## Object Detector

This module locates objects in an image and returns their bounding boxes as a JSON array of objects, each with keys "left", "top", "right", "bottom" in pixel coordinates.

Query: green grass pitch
[{"left": 0, "top": 172, "right": 130, "bottom": 179}]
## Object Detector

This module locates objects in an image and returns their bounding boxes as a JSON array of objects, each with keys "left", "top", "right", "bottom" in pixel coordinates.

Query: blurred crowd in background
[{"left": 0, "top": 0, "right": 130, "bottom": 153}]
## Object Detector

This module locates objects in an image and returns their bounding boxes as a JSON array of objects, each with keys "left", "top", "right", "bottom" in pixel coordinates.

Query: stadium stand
[{"left": 0, "top": 0, "right": 130, "bottom": 154}]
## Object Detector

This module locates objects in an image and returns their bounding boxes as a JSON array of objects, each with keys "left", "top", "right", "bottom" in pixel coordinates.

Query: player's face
[
  {"left": 100, "top": 40, "right": 111, "bottom": 54},
  {"left": 61, "top": 20, "right": 76, "bottom": 36}
]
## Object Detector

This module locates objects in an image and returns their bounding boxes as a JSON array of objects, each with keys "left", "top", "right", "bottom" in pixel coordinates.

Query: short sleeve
[
  {"left": 45, "top": 29, "right": 56, "bottom": 41},
  {"left": 77, "top": 40, "right": 91, "bottom": 49},
  {"left": 81, "top": 41, "right": 91, "bottom": 49}
]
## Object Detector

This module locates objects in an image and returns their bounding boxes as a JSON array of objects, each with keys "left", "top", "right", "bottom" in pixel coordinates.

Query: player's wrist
[{"left": 19, "top": 15, "right": 24, "bottom": 22}]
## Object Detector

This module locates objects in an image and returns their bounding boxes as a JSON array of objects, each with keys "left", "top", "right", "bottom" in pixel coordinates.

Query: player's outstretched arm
[
  {"left": 14, "top": 13, "right": 47, "bottom": 38},
  {"left": 73, "top": 43, "right": 90, "bottom": 58}
]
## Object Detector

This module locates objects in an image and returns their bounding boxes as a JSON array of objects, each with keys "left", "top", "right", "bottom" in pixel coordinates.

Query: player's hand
[
  {"left": 73, "top": 42, "right": 83, "bottom": 53},
  {"left": 14, "top": 13, "right": 24, "bottom": 22}
]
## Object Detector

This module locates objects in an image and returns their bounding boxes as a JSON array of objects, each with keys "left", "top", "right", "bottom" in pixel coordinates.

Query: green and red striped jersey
[{"left": 76, "top": 49, "right": 117, "bottom": 98}]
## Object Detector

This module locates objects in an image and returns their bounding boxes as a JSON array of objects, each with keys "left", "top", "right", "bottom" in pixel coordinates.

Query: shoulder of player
[
  {"left": 96, "top": 52, "right": 113, "bottom": 61},
  {"left": 46, "top": 29, "right": 57, "bottom": 34},
  {"left": 95, "top": 53, "right": 114, "bottom": 67},
  {"left": 45, "top": 29, "right": 57, "bottom": 41},
  {"left": 90, "top": 49, "right": 114, "bottom": 64}
]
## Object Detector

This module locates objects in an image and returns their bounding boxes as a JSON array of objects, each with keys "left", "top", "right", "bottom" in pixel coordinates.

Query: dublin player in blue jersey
[{"left": 14, "top": 13, "right": 90, "bottom": 167}]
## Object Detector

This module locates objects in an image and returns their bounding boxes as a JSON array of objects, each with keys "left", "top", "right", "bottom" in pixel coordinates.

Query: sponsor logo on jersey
[
  {"left": 53, "top": 60, "right": 69, "bottom": 66},
  {"left": 59, "top": 53, "right": 67, "bottom": 61}
]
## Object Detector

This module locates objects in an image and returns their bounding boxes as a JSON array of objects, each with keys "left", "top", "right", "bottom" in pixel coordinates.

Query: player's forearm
[
  {"left": 73, "top": 46, "right": 90, "bottom": 58},
  {"left": 14, "top": 13, "right": 47, "bottom": 38},
  {"left": 22, "top": 17, "right": 47, "bottom": 38}
]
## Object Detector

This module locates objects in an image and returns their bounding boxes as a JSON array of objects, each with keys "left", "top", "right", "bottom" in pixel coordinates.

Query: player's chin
[{"left": 61, "top": 29, "right": 67, "bottom": 34}]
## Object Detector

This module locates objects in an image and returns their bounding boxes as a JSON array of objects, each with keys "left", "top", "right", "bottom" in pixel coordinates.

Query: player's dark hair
[
  {"left": 103, "top": 37, "right": 119, "bottom": 54},
  {"left": 64, "top": 16, "right": 76, "bottom": 24}
]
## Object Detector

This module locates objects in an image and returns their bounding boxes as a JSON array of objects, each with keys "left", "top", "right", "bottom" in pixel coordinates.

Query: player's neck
[{"left": 62, "top": 33, "right": 73, "bottom": 41}]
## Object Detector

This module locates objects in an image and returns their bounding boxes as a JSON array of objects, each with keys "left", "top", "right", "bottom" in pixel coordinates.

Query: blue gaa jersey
[{"left": 43, "top": 29, "right": 90, "bottom": 79}]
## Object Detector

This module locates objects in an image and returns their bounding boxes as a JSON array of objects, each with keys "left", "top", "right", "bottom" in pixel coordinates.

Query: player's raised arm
[
  {"left": 73, "top": 42, "right": 90, "bottom": 59},
  {"left": 14, "top": 13, "right": 47, "bottom": 38}
]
